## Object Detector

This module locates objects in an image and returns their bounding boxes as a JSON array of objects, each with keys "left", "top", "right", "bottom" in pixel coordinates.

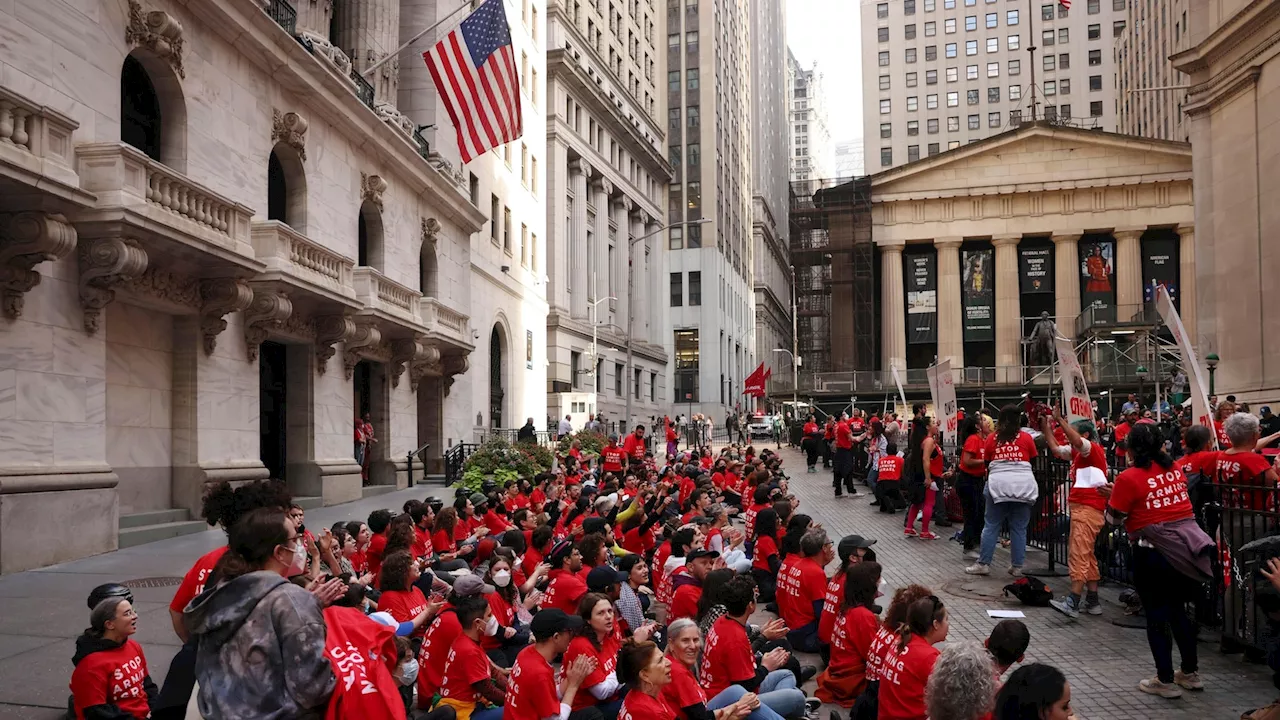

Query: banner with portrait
[
  {"left": 1142, "top": 238, "right": 1179, "bottom": 309},
  {"left": 904, "top": 251, "right": 938, "bottom": 344},
  {"left": 961, "top": 248, "right": 994, "bottom": 342},
  {"left": 1019, "top": 245, "right": 1053, "bottom": 294},
  {"left": 1078, "top": 239, "right": 1116, "bottom": 323}
]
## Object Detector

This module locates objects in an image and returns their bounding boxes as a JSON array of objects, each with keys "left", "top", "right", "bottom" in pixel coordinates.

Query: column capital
[
  {"left": 1176, "top": 223, "right": 1195, "bottom": 238},
  {"left": 879, "top": 241, "right": 906, "bottom": 254},
  {"left": 612, "top": 195, "right": 634, "bottom": 212},
  {"left": 1051, "top": 230, "right": 1084, "bottom": 243},
  {"left": 1112, "top": 226, "right": 1146, "bottom": 240},
  {"left": 991, "top": 234, "right": 1021, "bottom": 247},
  {"left": 933, "top": 237, "right": 963, "bottom": 250},
  {"left": 570, "top": 157, "right": 593, "bottom": 178},
  {"left": 593, "top": 176, "right": 613, "bottom": 196}
]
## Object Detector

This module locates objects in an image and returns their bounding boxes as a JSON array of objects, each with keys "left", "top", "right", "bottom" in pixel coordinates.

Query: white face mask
[
  {"left": 396, "top": 658, "right": 419, "bottom": 686},
  {"left": 493, "top": 570, "right": 512, "bottom": 587},
  {"left": 284, "top": 542, "right": 307, "bottom": 577},
  {"left": 484, "top": 615, "right": 500, "bottom": 637}
]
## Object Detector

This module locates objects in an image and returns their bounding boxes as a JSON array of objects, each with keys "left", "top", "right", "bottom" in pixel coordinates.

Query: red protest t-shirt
[
  {"left": 700, "top": 616, "right": 756, "bottom": 698},
  {"left": 483, "top": 510, "right": 511, "bottom": 536},
  {"left": 622, "top": 525, "right": 656, "bottom": 555},
  {"left": 1108, "top": 464, "right": 1194, "bottom": 533},
  {"left": 803, "top": 422, "right": 819, "bottom": 435},
  {"left": 743, "top": 503, "right": 767, "bottom": 539},
  {"left": 321, "top": 606, "right": 404, "bottom": 720},
  {"left": 543, "top": 569, "right": 588, "bottom": 614},
  {"left": 367, "top": 533, "right": 389, "bottom": 578},
  {"left": 562, "top": 634, "right": 622, "bottom": 711},
  {"left": 1215, "top": 451, "right": 1276, "bottom": 510},
  {"left": 69, "top": 638, "right": 151, "bottom": 720},
  {"left": 877, "top": 634, "right": 941, "bottom": 720},
  {"left": 481, "top": 593, "right": 517, "bottom": 650},
  {"left": 776, "top": 556, "right": 827, "bottom": 629},
  {"left": 751, "top": 535, "right": 779, "bottom": 572},
  {"left": 620, "top": 688, "right": 677, "bottom": 720},
  {"left": 655, "top": 542, "right": 675, "bottom": 604},
  {"left": 623, "top": 434, "right": 647, "bottom": 459},
  {"left": 1180, "top": 450, "right": 1218, "bottom": 482},
  {"left": 877, "top": 455, "right": 904, "bottom": 481},
  {"left": 170, "top": 545, "right": 229, "bottom": 612},
  {"left": 1114, "top": 422, "right": 1133, "bottom": 445},
  {"left": 961, "top": 433, "right": 988, "bottom": 475},
  {"left": 506, "top": 645, "right": 561, "bottom": 720},
  {"left": 1067, "top": 439, "right": 1110, "bottom": 510},
  {"left": 836, "top": 421, "right": 854, "bottom": 450},
  {"left": 985, "top": 432, "right": 1038, "bottom": 464},
  {"left": 412, "top": 526, "right": 434, "bottom": 560},
  {"left": 866, "top": 624, "right": 899, "bottom": 682},
  {"left": 417, "top": 606, "right": 461, "bottom": 701},
  {"left": 433, "top": 528, "right": 457, "bottom": 554},
  {"left": 827, "top": 605, "right": 880, "bottom": 681},
  {"left": 662, "top": 655, "right": 709, "bottom": 717},
  {"left": 378, "top": 588, "right": 428, "bottom": 637},
  {"left": 504, "top": 494, "right": 531, "bottom": 515},
  {"left": 603, "top": 446, "right": 627, "bottom": 472},
  {"left": 1215, "top": 421, "right": 1231, "bottom": 449},
  {"left": 439, "top": 633, "right": 490, "bottom": 704},
  {"left": 669, "top": 583, "right": 703, "bottom": 622},
  {"left": 819, "top": 574, "right": 846, "bottom": 643}
]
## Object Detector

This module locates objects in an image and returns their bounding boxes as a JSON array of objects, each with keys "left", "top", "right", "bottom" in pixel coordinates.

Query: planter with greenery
[{"left": 457, "top": 437, "right": 554, "bottom": 493}]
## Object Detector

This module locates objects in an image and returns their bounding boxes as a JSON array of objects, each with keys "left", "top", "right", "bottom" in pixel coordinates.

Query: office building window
[
  {"left": 946, "top": 42, "right": 958, "bottom": 57},
  {"left": 650, "top": 372, "right": 656, "bottom": 402},
  {"left": 948, "top": 116, "right": 960, "bottom": 131},
  {"left": 670, "top": 272, "right": 682, "bottom": 306},
  {"left": 1008, "top": 34, "right": 1020, "bottom": 49},
  {"left": 1044, "top": 80, "right": 1056, "bottom": 95},
  {"left": 1113, "top": 0, "right": 1125, "bottom": 8},
  {"left": 669, "top": 226, "right": 683, "bottom": 249},
  {"left": 878, "top": 51, "right": 890, "bottom": 66},
  {"left": 877, "top": 2, "right": 889, "bottom": 17},
  {"left": 1113, "top": 20, "right": 1125, "bottom": 36},
  {"left": 1009, "top": 59, "right": 1020, "bottom": 74},
  {"left": 988, "top": 86, "right": 1000, "bottom": 102},
  {"left": 881, "top": 147, "right": 893, "bottom": 166},
  {"left": 967, "top": 64, "right": 979, "bottom": 79},
  {"left": 1090, "top": 100, "right": 1103, "bottom": 116},
  {"left": 1058, "top": 27, "right": 1069, "bottom": 42},
  {"left": 1007, "top": 9, "right": 1019, "bottom": 24},
  {"left": 1088, "top": 23, "right": 1100, "bottom": 39},
  {"left": 1089, "top": 74, "right": 1102, "bottom": 90},
  {"left": 947, "top": 90, "right": 959, "bottom": 106},
  {"left": 1041, "top": 3, "right": 1053, "bottom": 19},
  {"left": 928, "top": 118, "right": 939, "bottom": 133},
  {"left": 1061, "top": 52, "right": 1071, "bottom": 68},
  {"left": 1060, "top": 78, "right": 1071, "bottom": 94},
  {"left": 945, "top": 17, "right": 956, "bottom": 32},
  {"left": 1088, "top": 0, "right": 1100, "bottom": 12},
  {"left": 907, "top": 96, "right": 919, "bottom": 111},
  {"left": 668, "top": 70, "right": 679, "bottom": 91},
  {"left": 881, "top": 122, "right": 892, "bottom": 138},
  {"left": 967, "top": 88, "right": 979, "bottom": 104},
  {"left": 945, "top": 0, "right": 955, "bottom": 8},
  {"left": 1088, "top": 49, "right": 1101, "bottom": 65},
  {"left": 928, "top": 142, "right": 941, "bottom": 155},
  {"left": 906, "top": 47, "right": 917, "bottom": 62},
  {"left": 880, "top": 74, "right": 891, "bottom": 90},
  {"left": 968, "top": 114, "right": 980, "bottom": 129},
  {"left": 674, "top": 330, "right": 698, "bottom": 402},
  {"left": 1009, "top": 84, "right": 1021, "bottom": 99},
  {"left": 1043, "top": 29, "right": 1055, "bottom": 45},
  {"left": 907, "top": 72, "right": 919, "bottom": 87},
  {"left": 925, "top": 20, "right": 936, "bottom": 35},
  {"left": 1045, "top": 105, "right": 1058, "bottom": 120},
  {"left": 905, "top": 0, "right": 917, "bottom": 12},
  {"left": 1044, "top": 54, "right": 1056, "bottom": 70},
  {"left": 926, "top": 69, "right": 938, "bottom": 84},
  {"left": 687, "top": 68, "right": 699, "bottom": 88},
  {"left": 880, "top": 98, "right": 892, "bottom": 114},
  {"left": 966, "top": 15, "right": 977, "bottom": 30},
  {"left": 908, "top": 120, "right": 920, "bottom": 135},
  {"left": 966, "top": 39, "right": 977, "bottom": 55},
  {"left": 1059, "top": 3, "right": 1068, "bottom": 16},
  {"left": 908, "top": 145, "right": 920, "bottom": 162},
  {"left": 926, "top": 0, "right": 936, "bottom": 10},
  {"left": 986, "top": 12, "right": 997, "bottom": 27},
  {"left": 1060, "top": 103, "right": 1072, "bottom": 118},
  {"left": 988, "top": 111, "right": 1001, "bottom": 127},
  {"left": 946, "top": 66, "right": 959, "bottom": 81},
  {"left": 1009, "top": 109, "right": 1022, "bottom": 124},
  {"left": 926, "top": 45, "right": 937, "bottom": 60},
  {"left": 878, "top": 26, "right": 890, "bottom": 42},
  {"left": 687, "top": 224, "right": 701, "bottom": 248},
  {"left": 490, "top": 194, "right": 500, "bottom": 243},
  {"left": 927, "top": 93, "right": 938, "bottom": 109},
  {"left": 987, "top": 37, "right": 998, "bottom": 52},
  {"left": 502, "top": 207, "right": 512, "bottom": 252},
  {"left": 987, "top": 61, "right": 999, "bottom": 77},
  {"left": 905, "top": 23, "right": 917, "bottom": 38},
  {"left": 948, "top": 140, "right": 961, "bottom": 149},
  {"left": 688, "top": 271, "right": 701, "bottom": 305}
]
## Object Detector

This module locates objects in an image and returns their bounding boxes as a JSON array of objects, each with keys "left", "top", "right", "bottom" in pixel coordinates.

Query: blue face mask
[{"left": 396, "top": 658, "right": 419, "bottom": 686}]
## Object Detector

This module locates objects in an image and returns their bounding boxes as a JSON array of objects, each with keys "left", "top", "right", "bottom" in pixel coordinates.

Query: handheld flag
[
  {"left": 743, "top": 363, "right": 766, "bottom": 397},
  {"left": 423, "top": 0, "right": 523, "bottom": 164}
]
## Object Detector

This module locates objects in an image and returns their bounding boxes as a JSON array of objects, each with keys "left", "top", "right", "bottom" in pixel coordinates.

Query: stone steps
[
  {"left": 118, "top": 519, "right": 209, "bottom": 548},
  {"left": 361, "top": 485, "right": 397, "bottom": 499},
  {"left": 119, "top": 508, "right": 191, "bottom": 529},
  {"left": 294, "top": 495, "right": 324, "bottom": 510}
]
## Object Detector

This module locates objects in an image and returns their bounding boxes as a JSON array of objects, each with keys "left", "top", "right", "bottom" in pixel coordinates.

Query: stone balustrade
[
  {"left": 0, "top": 86, "right": 83, "bottom": 194},
  {"left": 353, "top": 266, "right": 422, "bottom": 327},
  {"left": 250, "top": 220, "right": 355, "bottom": 300},
  {"left": 420, "top": 296, "right": 473, "bottom": 348}
]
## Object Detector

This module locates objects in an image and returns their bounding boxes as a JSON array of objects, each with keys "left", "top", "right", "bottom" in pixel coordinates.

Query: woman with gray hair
[
  {"left": 925, "top": 640, "right": 998, "bottom": 720},
  {"left": 663, "top": 617, "right": 789, "bottom": 720}
]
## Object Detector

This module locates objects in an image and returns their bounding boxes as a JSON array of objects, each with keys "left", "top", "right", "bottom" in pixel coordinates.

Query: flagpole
[{"left": 362, "top": 0, "right": 474, "bottom": 77}]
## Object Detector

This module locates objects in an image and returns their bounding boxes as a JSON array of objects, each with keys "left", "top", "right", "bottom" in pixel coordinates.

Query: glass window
[
  {"left": 1088, "top": 0, "right": 1100, "bottom": 12},
  {"left": 928, "top": 142, "right": 940, "bottom": 155},
  {"left": 668, "top": 70, "right": 679, "bottom": 91},
  {"left": 1009, "top": 59, "right": 1020, "bottom": 74},
  {"left": 908, "top": 120, "right": 919, "bottom": 135},
  {"left": 669, "top": 226, "right": 683, "bottom": 249},
  {"left": 965, "top": 0, "right": 976, "bottom": 6},
  {"left": 965, "top": 15, "right": 977, "bottom": 30},
  {"left": 668, "top": 33, "right": 680, "bottom": 47},
  {"left": 908, "top": 145, "right": 920, "bottom": 162},
  {"left": 687, "top": 106, "right": 699, "bottom": 128},
  {"left": 879, "top": 74, "right": 891, "bottom": 90},
  {"left": 966, "top": 39, "right": 977, "bottom": 55},
  {"left": 967, "top": 88, "right": 979, "bottom": 104},
  {"left": 967, "top": 64, "right": 979, "bottom": 79},
  {"left": 1045, "top": 105, "right": 1058, "bottom": 120},
  {"left": 1113, "top": 0, "right": 1125, "bottom": 8},
  {"left": 1009, "top": 84, "right": 1021, "bottom": 99},
  {"left": 987, "top": 37, "right": 998, "bottom": 52},
  {"left": 905, "top": 23, "right": 917, "bottom": 38},
  {"left": 880, "top": 98, "right": 892, "bottom": 114},
  {"left": 947, "top": 90, "right": 959, "bottom": 106},
  {"left": 688, "top": 272, "right": 701, "bottom": 306},
  {"left": 880, "top": 122, "right": 892, "bottom": 138},
  {"left": 1060, "top": 103, "right": 1071, "bottom": 118},
  {"left": 1044, "top": 80, "right": 1056, "bottom": 95},
  {"left": 1058, "top": 3, "right": 1068, "bottom": 16},
  {"left": 986, "top": 12, "right": 997, "bottom": 27},
  {"left": 944, "top": 0, "right": 955, "bottom": 8},
  {"left": 907, "top": 96, "right": 919, "bottom": 111},
  {"left": 926, "top": 45, "right": 937, "bottom": 60},
  {"left": 1007, "top": 34, "right": 1019, "bottom": 49},
  {"left": 907, "top": 71, "right": 918, "bottom": 87},
  {"left": 878, "top": 26, "right": 890, "bottom": 42},
  {"left": 670, "top": 273, "right": 682, "bottom": 306},
  {"left": 928, "top": 118, "right": 939, "bottom": 133},
  {"left": 905, "top": 0, "right": 917, "bottom": 12},
  {"left": 687, "top": 68, "right": 699, "bottom": 88},
  {"left": 877, "top": 2, "right": 889, "bottom": 17},
  {"left": 987, "top": 61, "right": 999, "bottom": 77},
  {"left": 881, "top": 147, "right": 893, "bottom": 166},
  {"left": 926, "top": 69, "right": 938, "bottom": 84},
  {"left": 925, "top": 20, "right": 936, "bottom": 35},
  {"left": 988, "top": 111, "right": 1001, "bottom": 127},
  {"left": 946, "top": 42, "right": 957, "bottom": 57},
  {"left": 1044, "top": 54, "right": 1056, "bottom": 70},
  {"left": 1058, "top": 27, "right": 1069, "bottom": 43},
  {"left": 949, "top": 140, "right": 961, "bottom": 149},
  {"left": 1061, "top": 52, "right": 1071, "bottom": 68},
  {"left": 946, "top": 66, "right": 959, "bottom": 82},
  {"left": 1060, "top": 78, "right": 1071, "bottom": 94},
  {"left": 669, "top": 107, "right": 681, "bottom": 131},
  {"left": 687, "top": 182, "right": 700, "bottom": 211},
  {"left": 988, "top": 86, "right": 1000, "bottom": 102},
  {"left": 1089, "top": 74, "right": 1102, "bottom": 90},
  {"left": 1088, "top": 23, "right": 1100, "bottom": 39},
  {"left": 1113, "top": 20, "right": 1126, "bottom": 36},
  {"left": 687, "top": 143, "right": 700, "bottom": 166},
  {"left": 968, "top": 114, "right": 980, "bottom": 129},
  {"left": 687, "top": 224, "right": 701, "bottom": 248},
  {"left": 1089, "top": 49, "right": 1101, "bottom": 65},
  {"left": 1043, "top": 29, "right": 1055, "bottom": 45},
  {"left": 1009, "top": 109, "right": 1022, "bottom": 124},
  {"left": 685, "top": 31, "right": 698, "bottom": 51},
  {"left": 927, "top": 93, "right": 938, "bottom": 109},
  {"left": 926, "top": 0, "right": 935, "bottom": 10},
  {"left": 906, "top": 47, "right": 917, "bottom": 62},
  {"left": 1007, "top": 9, "right": 1019, "bottom": 24},
  {"left": 948, "top": 116, "right": 960, "bottom": 131},
  {"left": 1090, "top": 100, "right": 1103, "bottom": 116},
  {"left": 945, "top": 17, "right": 956, "bottom": 32},
  {"left": 1042, "top": 3, "right": 1053, "bottom": 19},
  {"left": 878, "top": 51, "right": 890, "bottom": 66}
]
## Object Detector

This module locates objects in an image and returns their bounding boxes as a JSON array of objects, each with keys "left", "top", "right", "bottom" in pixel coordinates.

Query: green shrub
[
  {"left": 556, "top": 430, "right": 609, "bottom": 457},
  {"left": 458, "top": 437, "right": 554, "bottom": 492}
]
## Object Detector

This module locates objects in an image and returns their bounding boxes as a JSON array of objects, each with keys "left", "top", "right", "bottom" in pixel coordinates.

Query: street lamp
[
  {"left": 1135, "top": 365, "right": 1148, "bottom": 408},
  {"left": 1206, "top": 353, "right": 1220, "bottom": 397},
  {"left": 585, "top": 273, "right": 617, "bottom": 401},
  {"left": 624, "top": 217, "right": 712, "bottom": 428}
]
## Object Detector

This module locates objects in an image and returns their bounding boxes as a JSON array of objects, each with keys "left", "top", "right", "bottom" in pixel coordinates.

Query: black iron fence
[
  {"left": 444, "top": 442, "right": 479, "bottom": 486},
  {"left": 266, "top": 0, "right": 297, "bottom": 35}
]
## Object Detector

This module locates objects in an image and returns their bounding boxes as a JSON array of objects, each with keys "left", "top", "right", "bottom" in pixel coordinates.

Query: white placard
[
  {"left": 1054, "top": 336, "right": 1094, "bottom": 424},
  {"left": 987, "top": 610, "right": 1027, "bottom": 618},
  {"left": 926, "top": 360, "right": 958, "bottom": 450},
  {"left": 1155, "top": 286, "right": 1217, "bottom": 448}
]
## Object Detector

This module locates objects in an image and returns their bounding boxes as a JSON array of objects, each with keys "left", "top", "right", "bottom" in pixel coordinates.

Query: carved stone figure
[{"left": 1027, "top": 311, "right": 1058, "bottom": 366}]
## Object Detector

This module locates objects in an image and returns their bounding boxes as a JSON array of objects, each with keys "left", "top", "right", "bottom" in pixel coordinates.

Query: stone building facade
[{"left": 0, "top": 0, "right": 543, "bottom": 572}]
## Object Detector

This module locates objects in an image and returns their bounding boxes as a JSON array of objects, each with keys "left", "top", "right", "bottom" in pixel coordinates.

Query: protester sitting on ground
[
  {"left": 819, "top": 535, "right": 878, "bottom": 651},
  {"left": 1041, "top": 409, "right": 1111, "bottom": 619},
  {"left": 991, "top": 664, "right": 1072, "bottom": 720},
  {"left": 367, "top": 508, "right": 394, "bottom": 578},
  {"left": 417, "top": 575, "right": 500, "bottom": 708},
  {"left": 184, "top": 507, "right": 341, "bottom": 719},
  {"left": 967, "top": 405, "right": 1040, "bottom": 578},
  {"left": 877, "top": 595, "right": 949, "bottom": 720},
  {"left": 615, "top": 639, "right": 677, "bottom": 720},
  {"left": 669, "top": 548, "right": 720, "bottom": 621},
  {"left": 376, "top": 550, "right": 445, "bottom": 638},
  {"left": 815, "top": 561, "right": 883, "bottom": 707},
  {"left": 924, "top": 640, "right": 999, "bottom": 720},
  {"left": 506, "top": 609, "right": 596, "bottom": 720},
  {"left": 544, "top": 540, "right": 589, "bottom": 614},
  {"left": 985, "top": 619, "right": 1030, "bottom": 689},
  {"left": 751, "top": 508, "right": 783, "bottom": 603},
  {"left": 481, "top": 555, "right": 535, "bottom": 667},
  {"left": 664, "top": 617, "right": 782, "bottom": 720},
  {"left": 695, "top": 570, "right": 810, "bottom": 686},
  {"left": 71, "top": 596, "right": 157, "bottom": 720},
  {"left": 699, "top": 575, "right": 810, "bottom": 719},
  {"left": 564, "top": 593, "right": 642, "bottom": 718},
  {"left": 705, "top": 504, "right": 752, "bottom": 572},
  {"left": 779, "top": 513, "right": 813, "bottom": 559},
  {"left": 616, "top": 554, "right": 652, "bottom": 622},
  {"left": 776, "top": 527, "right": 834, "bottom": 653},
  {"left": 435, "top": 595, "right": 506, "bottom": 720}
]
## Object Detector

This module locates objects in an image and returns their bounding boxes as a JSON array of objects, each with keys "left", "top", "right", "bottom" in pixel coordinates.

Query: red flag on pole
[{"left": 743, "top": 363, "right": 766, "bottom": 396}]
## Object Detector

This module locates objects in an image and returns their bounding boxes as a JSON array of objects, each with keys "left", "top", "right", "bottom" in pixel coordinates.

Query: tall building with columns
[
  {"left": 668, "top": 0, "right": 755, "bottom": 419},
  {"left": 0, "top": 0, "right": 546, "bottom": 572},
  {"left": 870, "top": 122, "right": 1194, "bottom": 384},
  {"left": 544, "top": 0, "right": 672, "bottom": 430}
]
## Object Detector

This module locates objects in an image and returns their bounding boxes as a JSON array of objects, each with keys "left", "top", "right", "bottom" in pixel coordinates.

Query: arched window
[
  {"left": 357, "top": 201, "right": 384, "bottom": 270},
  {"left": 119, "top": 51, "right": 187, "bottom": 170},
  {"left": 267, "top": 145, "right": 307, "bottom": 230},
  {"left": 489, "top": 326, "right": 505, "bottom": 428},
  {"left": 420, "top": 242, "right": 438, "bottom": 296}
]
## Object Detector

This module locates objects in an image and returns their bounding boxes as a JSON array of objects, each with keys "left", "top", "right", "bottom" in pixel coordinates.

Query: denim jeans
[
  {"left": 978, "top": 495, "right": 1032, "bottom": 567},
  {"left": 866, "top": 466, "right": 879, "bottom": 492},
  {"left": 786, "top": 619, "right": 822, "bottom": 653},
  {"left": 708, "top": 684, "right": 786, "bottom": 720},
  {"left": 757, "top": 669, "right": 808, "bottom": 718}
]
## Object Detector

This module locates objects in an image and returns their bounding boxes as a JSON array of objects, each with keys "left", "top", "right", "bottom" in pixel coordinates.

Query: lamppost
[
  {"left": 1206, "top": 353, "right": 1220, "bottom": 397},
  {"left": 585, "top": 274, "right": 616, "bottom": 408},
  {"left": 1136, "top": 365, "right": 1148, "bottom": 409},
  {"left": 625, "top": 217, "right": 712, "bottom": 428}
]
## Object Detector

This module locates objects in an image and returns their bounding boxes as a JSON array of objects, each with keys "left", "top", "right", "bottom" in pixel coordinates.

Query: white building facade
[
  {"left": 788, "top": 52, "right": 835, "bottom": 184},
  {"left": 862, "top": 0, "right": 1125, "bottom": 170},
  {"left": 668, "top": 0, "right": 756, "bottom": 421},
  {"left": 0, "top": 0, "right": 545, "bottom": 572},
  {"left": 543, "top": 0, "right": 672, "bottom": 433},
  {"left": 1115, "top": 0, "right": 1191, "bottom": 141}
]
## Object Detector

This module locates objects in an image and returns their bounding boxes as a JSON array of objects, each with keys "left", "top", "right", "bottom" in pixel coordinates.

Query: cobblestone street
[{"left": 768, "top": 444, "right": 1276, "bottom": 720}]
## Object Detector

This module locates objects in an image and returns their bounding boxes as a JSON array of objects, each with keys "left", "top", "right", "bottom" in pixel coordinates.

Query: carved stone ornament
[
  {"left": 0, "top": 212, "right": 77, "bottom": 319},
  {"left": 118, "top": 267, "right": 201, "bottom": 309},
  {"left": 243, "top": 288, "right": 293, "bottom": 362},
  {"left": 342, "top": 321, "right": 382, "bottom": 379},
  {"left": 594, "top": 176, "right": 614, "bottom": 197},
  {"left": 315, "top": 314, "right": 355, "bottom": 374},
  {"left": 78, "top": 238, "right": 149, "bottom": 334},
  {"left": 361, "top": 172, "right": 388, "bottom": 209},
  {"left": 571, "top": 157, "right": 593, "bottom": 179},
  {"left": 126, "top": 0, "right": 186, "bottom": 79},
  {"left": 421, "top": 217, "right": 442, "bottom": 249},
  {"left": 271, "top": 110, "right": 309, "bottom": 161},
  {"left": 299, "top": 31, "right": 353, "bottom": 77},
  {"left": 375, "top": 103, "right": 414, "bottom": 138},
  {"left": 408, "top": 344, "right": 443, "bottom": 392},
  {"left": 440, "top": 353, "right": 470, "bottom": 397},
  {"left": 389, "top": 338, "right": 423, "bottom": 388},
  {"left": 199, "top": 278, "right": 254, "bottom": 355}
]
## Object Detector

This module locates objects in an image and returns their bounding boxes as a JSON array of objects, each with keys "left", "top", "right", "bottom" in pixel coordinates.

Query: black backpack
[{"left": 1002, "top": 576, "right": 1054, "bottom": 606}]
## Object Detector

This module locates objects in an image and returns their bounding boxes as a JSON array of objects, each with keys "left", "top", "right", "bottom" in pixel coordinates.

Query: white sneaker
[
  {"left": 965, "top": 563, "right": 991, "bottom": 575},
  {"left": 1174, "top": 670, "right": 1204, "bottom": 691},
  {"left": 1007, "top": 566, "right": 1023, "bottom": 577},
  {"left": 963, "top": 549, "right": 980, "bottom": 560},
  {"left": 1139, "top": 677, "right": 1184, "bottom": 698}
]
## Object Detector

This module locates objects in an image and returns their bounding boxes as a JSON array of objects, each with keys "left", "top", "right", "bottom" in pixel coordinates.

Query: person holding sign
[{"left": 1041, "top": 409, "right": 1110, "bottom": 619}]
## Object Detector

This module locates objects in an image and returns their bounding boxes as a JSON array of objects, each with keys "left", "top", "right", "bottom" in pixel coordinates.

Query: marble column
[
  {"left": 612, "top": 196, "right": 633, "bottom": 328},
  {"left": 333, "top": 0, "right": 400, "bottom": 102},
  {"left": 547, "top": 140, "right": 571, "bottom": 314},
  {"left": 630, "top": 210, "right": 648, "bottom": 344},
  {"left": 1052, "top": 231, "right": 1083, "bottom": 338},
  {"left": 1114, "top": 226, "right": 1145, "bottom": 313},
  {"left": 569, "top": 158, "right": 591, "bottom": 320},
  {"left": 645, "top": 219, "right": 662, "bottom": 345},
  {"left": 992, "top": 234, "right": 1022, "bottom": 375},
  {"left": 1177, "top": 224, "right": 1197, "bottom": 342},
  {"left": 591, "top": 178, "right": 612, "bottom": 307},
  {"left": 934, "top": 238, "right": 964, "bottom": 369},
  {"left": 880, "top": 243, "right": 906, "bottom": 372}
]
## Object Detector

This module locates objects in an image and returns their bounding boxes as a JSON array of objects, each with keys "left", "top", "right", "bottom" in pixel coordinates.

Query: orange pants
[{"left": 1068, "top": 503, "right": 1104, "bottom": 583}]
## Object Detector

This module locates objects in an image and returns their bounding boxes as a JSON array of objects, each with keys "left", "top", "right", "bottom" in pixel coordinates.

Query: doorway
[
  {"left": 489, "top": 327, "right": 505, "bottom": 427},
  {"left": 259, "top": 341, "right": 288, "bottom": 481}
]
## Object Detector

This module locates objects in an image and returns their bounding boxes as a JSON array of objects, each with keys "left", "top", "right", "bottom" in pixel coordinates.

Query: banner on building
[
  {"left": 926, "top": 359, "right": 958, "bottom": 450},
  {"left": 1156, "top": 286, "right": 1216, "bottom": 447},
  {"left": 1078, "top": 239, "right": 1116, "bottom": 322},
  {"left": 904, "top": 252, "right": 937, "bottom": 345},
  {"left": 1142, "top": 237, "right": 1179, "bottom": 308},
  {"left": 1054, "top": 336, "right": 1093, "bottom": 424},
  {"left": 961, "top": 248, "right": 994, "bottom": 342},
  {"left": 1019, "top": 245, "right": 1054, "bottom": 294}
]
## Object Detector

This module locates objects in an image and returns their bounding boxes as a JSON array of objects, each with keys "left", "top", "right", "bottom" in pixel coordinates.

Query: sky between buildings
[{"left": 787, "top": 0, "right": 864, "bottom": 148}]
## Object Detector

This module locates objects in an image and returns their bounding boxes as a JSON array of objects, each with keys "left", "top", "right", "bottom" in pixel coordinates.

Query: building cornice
[
  {"left": 872, "top": 173, "right": 1192, "bottom": 204},
  {"left": 1172, "top": 0, "right": 1280, "bottom": 116},
  {"left": 1171, "top": 0, "right": 1280, "bottom": 75}
]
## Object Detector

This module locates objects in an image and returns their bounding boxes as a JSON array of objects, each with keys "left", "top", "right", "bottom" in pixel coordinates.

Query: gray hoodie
[{"left": 184, "top": 570, "right": 335, "bottom": 719}]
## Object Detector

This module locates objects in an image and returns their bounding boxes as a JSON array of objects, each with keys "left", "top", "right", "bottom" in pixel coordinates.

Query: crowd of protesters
[{"left": 64, "top": 389, "right": 1280, "bottom": 720}]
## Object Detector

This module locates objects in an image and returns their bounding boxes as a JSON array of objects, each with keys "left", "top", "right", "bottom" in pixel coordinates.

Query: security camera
[{"left": 501, "top": 265, "right": 511, "bottom": 273}]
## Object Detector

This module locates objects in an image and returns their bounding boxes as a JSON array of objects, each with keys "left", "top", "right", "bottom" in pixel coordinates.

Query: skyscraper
[
  {"left": 1115, "top": 0, "right": 1191, "bottom": 141},
  {"left": 789, "top": 51, "right": 835, "bottom": 185}
]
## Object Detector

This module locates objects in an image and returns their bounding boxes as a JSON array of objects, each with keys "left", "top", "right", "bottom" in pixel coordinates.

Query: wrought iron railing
[
  {"left": 413, "top": 126, "right": 431, "bottom": 160},
  {"left": 444, "top": 443, "right": 479, "bottom": 486},
  {"left": 266, "top": 0, "right": 297, "bottom": 35},
  {"left": 350, "top": 68, "right": 376, "bottom": 108}
]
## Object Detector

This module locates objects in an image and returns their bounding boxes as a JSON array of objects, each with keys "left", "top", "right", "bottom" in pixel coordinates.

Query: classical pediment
[{"left": 870, "top": 123, "right": 1193, "bottom": 200}]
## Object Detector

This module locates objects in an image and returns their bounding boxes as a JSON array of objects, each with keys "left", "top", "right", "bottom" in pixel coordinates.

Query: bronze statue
[{"left": 1028, "top": 311, "right": 1058, "bottom": 366}]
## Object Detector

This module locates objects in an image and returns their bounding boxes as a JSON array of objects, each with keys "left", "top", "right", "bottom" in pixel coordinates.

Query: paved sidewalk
[
  {"left": 769, "top": 444, "right": 1276, "bottom": 720},
  {"left": 0, "top": 484, "right": 446, "bottom": 719}
]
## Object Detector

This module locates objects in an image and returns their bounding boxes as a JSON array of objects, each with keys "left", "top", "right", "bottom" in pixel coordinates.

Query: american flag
[
  {"left": 1059, "top": 0, "right": 1071, "bottom": 9},
  {"left": 423, "top": 0, "right": 523, "bottom": 164}
]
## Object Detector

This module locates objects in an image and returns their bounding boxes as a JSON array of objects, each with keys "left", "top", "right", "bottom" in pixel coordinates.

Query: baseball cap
[
  {"left": 586, "top": 565, "right": 628, "bottom": 591},
  {"left": 530, "top": 608, "right": 584, "bottom": 640},
  {"left": 837, "top": 535, "right": 877, "bottom": 563},
  {"left": 453, "top": 574, "right": 496, "bottom": 597},
  {"left": 686, "top": 548, "right": 720, "bottom": 561}
]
